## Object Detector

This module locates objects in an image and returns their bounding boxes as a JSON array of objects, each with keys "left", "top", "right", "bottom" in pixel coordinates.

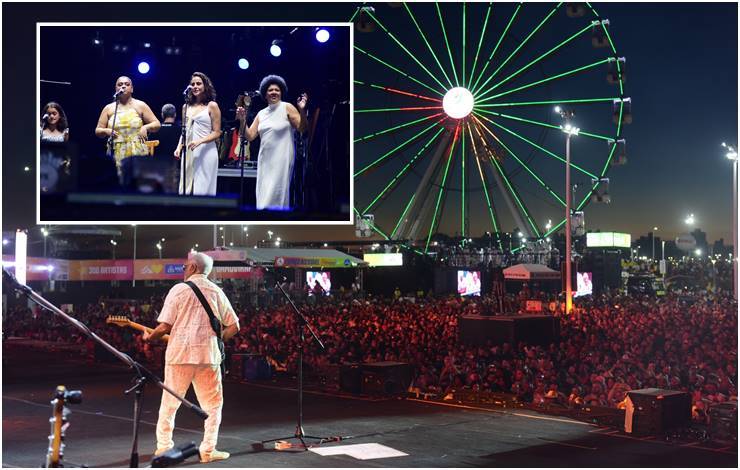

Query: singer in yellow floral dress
[{"left": 95, "top": 76, "right": 160, "bottom": 178}]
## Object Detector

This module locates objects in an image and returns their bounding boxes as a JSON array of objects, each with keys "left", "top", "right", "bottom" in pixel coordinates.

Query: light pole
[
  {"left": 41, "top": 226, "right": 49, "bottom": 258},
  {"left": 156, "top": 242, "right": 163, "bottom": 259},
  {"left": 110, "top": 240, "right": 117, "bottom": 259},
  {"left": 556, "top": 106, "right": 579, "bottom": 314},
  {"left": 651, "top": 226, "right": 658, "bottom": 261},
  {"left": 723, "top": 142, "right": 738, "bottom": 300}
]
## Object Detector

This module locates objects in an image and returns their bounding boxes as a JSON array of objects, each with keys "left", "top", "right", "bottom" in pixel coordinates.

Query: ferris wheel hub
[{"left": 442, "top": 87, "right": 474, "bottom": 119}]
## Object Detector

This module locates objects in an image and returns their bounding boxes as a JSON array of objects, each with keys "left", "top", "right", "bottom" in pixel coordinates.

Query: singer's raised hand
[
  {"left": 297, "top": 93, "right": 308, "bottom": 111},
  {"left": 236, "top": 106, "right": 246, "bottom": 121}
]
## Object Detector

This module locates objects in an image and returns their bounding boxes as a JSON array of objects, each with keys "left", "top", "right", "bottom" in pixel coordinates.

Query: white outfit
[
  {"left": 180, "top": 107, "right": 218, "bottom": 196},
  {"left": 256, "top": 101, "right": 294, "bottom": 210},
  {"left": 155, "top": 274, "right": 239, "bottom": 455}
]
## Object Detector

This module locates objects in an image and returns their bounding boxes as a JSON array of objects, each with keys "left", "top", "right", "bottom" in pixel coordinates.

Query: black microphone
[
  {"left": 41, "top": 113, "right": 49, "bottom": 121},
  {"left": 113, "top": 87, "right": 125, "bottom": 99},
  {"left": 183, "top": 85, "right": 192, "bottom": 96}
]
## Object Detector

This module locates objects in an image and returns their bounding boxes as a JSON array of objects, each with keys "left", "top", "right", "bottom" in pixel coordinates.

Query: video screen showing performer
[
  {"left": 237, "top": 75, "right": 307, "bottom": 210},
  {"left": 38, "top": 24, "right": 350, "bottom": 223}
]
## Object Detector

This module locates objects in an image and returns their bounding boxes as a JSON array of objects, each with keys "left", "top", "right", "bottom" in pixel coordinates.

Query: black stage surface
[{"left": 3, "top": 349, "right": 738, "bottom": 468}]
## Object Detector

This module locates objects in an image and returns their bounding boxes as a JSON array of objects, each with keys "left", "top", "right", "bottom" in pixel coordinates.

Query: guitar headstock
[
  {"left": 106, "top": 315, "right": 131, "bottom": 327},
  {"left": 236, "top": 93, "right": 252, "bottom": 109}
]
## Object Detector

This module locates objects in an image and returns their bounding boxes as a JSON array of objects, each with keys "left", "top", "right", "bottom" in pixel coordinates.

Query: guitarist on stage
[{"left": 143, "top": 252, "right": 239, "bottom": 463}]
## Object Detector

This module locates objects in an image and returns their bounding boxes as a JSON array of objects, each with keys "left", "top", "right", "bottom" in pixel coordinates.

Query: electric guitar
[
  {"left": 228, "top": 93, "right": 252, "bottom": 161},
  {"left": 45, "top": 386, "right": 67, "bottom": 468},
  {"left": 106, "top": 315, "right": 170, "bottom": 342}
]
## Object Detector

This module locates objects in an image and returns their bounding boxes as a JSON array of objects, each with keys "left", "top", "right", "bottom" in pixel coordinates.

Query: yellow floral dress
[{"left": 108, "top": 107, "right": 148, "bottom": 169}]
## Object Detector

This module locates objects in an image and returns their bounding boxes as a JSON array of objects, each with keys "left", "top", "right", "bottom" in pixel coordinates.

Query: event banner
[
  {"left": 5, "top": 256, "right": 263, "bottom": 281},
  {"left": 274, "top": 256, "right": 355, "bottom": 268},
  {"left": 134, "top": 258, "right": 186, "bottom": 280},
  {"left": 69, "top": 260, "right": 134, "bottom": 281}
]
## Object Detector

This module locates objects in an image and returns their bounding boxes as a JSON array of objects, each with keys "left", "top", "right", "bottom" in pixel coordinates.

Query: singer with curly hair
[{"left": 236, "top": 74, "right": 307, "bottom": 210}]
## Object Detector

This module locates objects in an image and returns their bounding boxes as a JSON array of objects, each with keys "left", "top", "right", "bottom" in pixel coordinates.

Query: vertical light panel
[{"left": 15, "top": 230, "right": 28, "bottom": 285}]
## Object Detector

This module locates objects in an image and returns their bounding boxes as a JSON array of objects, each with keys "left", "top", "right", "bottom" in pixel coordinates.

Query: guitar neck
[{"left": 126, "top": 321, "right": 170, "bottom": 342}]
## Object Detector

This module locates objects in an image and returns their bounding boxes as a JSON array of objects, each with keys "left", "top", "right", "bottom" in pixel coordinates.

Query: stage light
[
  {"left": 442, "top": 87, "right": 474, "bottom": 119},
  {"left": 143, "top": 42, "right": 151, "bottom": 48},
  {"left": 315, "top": 28, "right": 330, "bottom": 43},
  {"left": 2, "top": 239, "right": 8, "bottom": 245},
  {"left": 137, "top": 62, "right": 150, "bottom": 74},
  {"left": 270, "top": 40, "right": 283, "bottom": 57},
  {"left": 238, "top": 58, "right": 249, "bottom": 70},
  {"left": 24, "top": 166, "right": 30, "bottom": 172}
]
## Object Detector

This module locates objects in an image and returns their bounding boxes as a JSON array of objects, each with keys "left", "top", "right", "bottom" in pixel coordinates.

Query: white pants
[{"left": 156, "top": 364, "right": 223, "bottom": 454}]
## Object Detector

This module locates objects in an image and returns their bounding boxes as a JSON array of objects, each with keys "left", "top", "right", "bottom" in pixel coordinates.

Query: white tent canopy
[{"left": 503, "top": 263, "right": 560, "bottom": 281}]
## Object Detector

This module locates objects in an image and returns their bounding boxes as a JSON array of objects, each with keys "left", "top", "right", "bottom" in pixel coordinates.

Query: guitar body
[{"left": 228, "top": 129, "right": 249, "bottom": 161}]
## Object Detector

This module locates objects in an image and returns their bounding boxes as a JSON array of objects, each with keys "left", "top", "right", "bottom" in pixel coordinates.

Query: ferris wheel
[{"left": 352, "top": 2, "right": 630, "bottom": 253}]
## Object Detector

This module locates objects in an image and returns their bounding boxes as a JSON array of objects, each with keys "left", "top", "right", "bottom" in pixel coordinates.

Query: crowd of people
[{"left": 4, "top": 278, "right": 735, "bottom": 424}]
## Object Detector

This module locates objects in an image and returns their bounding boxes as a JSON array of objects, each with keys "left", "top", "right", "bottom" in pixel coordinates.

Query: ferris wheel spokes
[
  {"left": 470, "top": 3, "right": 561, "bottom": 98},
  {"left": 481, "top": 22, "right": 594, "bottom": 98},
  {"left": 354, "top": 80, "right": 442, "bottom": 103},
  {"left": 354, "top": 112, "right": 444, "bottom": 144},
  {"left": 469, "top": 3, "right": 522, "bottom": 94},
  {"left": 361, "top": 127, "right": 446, "bottom": 215},
  {"left": 403, "top": 2, "right": 455, "bottom": 90},
  {"left": 354, "top": 45, "right": 445, "bottom": 97},
  {"left": 471, "top": 119, "right": 541, "bottom": 239},
  {"left": 466, "top": 122, "right": 504, "bottom": 249},
  {"left": 467, "top": 2, "right": 494, "bottom": 91},
  {"left": 476, "top": 57, "right": 612, "bottom": 104},
  {"left": 473, "top": 112, "right": 598, "bottom": 180},
  {"left": 362, "top": 7, "right": 450, "bottom": 93},
  {"left": 354, "top": 118, "right": 444, "bottom": 177},
  {"left": 434, "top": 2, "right": 460, "bottom": 88},
  {"left": 475, "top": 108, "right": 614, "bottom": 143},
  {"left": 476, "top": 97, "right": 619, "bottom": 109}
]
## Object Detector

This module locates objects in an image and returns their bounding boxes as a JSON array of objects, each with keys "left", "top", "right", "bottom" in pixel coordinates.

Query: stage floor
[{"left": 3, "top": 349, "right": 737, "bottom": 468}]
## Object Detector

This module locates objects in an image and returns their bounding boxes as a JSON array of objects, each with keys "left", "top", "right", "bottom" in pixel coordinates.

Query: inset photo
[{"left": 38, "top": 23, "right": 352, "bottom": 224}]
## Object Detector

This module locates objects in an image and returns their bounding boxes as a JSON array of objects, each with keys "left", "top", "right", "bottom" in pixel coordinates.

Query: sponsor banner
[
  {"left": 135, "top": 258, "right": 186, "bottom": 280},
  {"left": 198, "top": 250, "right": 248, "bottom": 262},
  {"left": 212, "top": 265, "right": 263, "bottom": 279},
  {"left": 274, "top": 256, "right": 355, "bottom": 268},
  {"left": 525, "top": 300, "right": 543, "bottom": 312},
  {"left": 69, "top": 260, "right": 133, "bottom": 281}
]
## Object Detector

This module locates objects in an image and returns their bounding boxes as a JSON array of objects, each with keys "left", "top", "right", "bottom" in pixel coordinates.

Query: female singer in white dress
[
  {"left": 175, "top": 72, "right": 222, "bottom": 196},
  {"left": 236, "top": 75, "right": 307, "bottom": 210}
]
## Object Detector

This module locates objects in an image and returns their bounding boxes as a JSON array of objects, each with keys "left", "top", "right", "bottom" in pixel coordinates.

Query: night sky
[{"left": 2, "top": 2, "right": 738, "bottom": 259}]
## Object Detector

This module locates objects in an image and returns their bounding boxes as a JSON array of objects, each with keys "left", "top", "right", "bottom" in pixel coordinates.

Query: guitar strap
[{"left": 184, "top": 281, "right": 226, "bottom": 375}]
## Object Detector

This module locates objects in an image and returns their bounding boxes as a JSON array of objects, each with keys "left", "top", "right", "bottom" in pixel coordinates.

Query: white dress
[
  {"left": 180, "top": 107, "right": 218, "bottom": 196},
  {"left": 256, "top": 101, "right": 294, "bottom": 210}
]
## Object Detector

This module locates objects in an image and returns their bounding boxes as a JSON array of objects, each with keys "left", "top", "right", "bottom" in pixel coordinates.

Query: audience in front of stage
[{"left": 3, "top": 278, "right": 736, "bottom": 423}]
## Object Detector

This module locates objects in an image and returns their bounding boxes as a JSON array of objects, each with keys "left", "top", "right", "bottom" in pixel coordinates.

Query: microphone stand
[
  {"left": 108, "top": 92, "right": 122, "bottom": 160},
  {"left": 2, "top": 269, "right": 208, "bottom": 468},
  {"left": 259, "top": 279, "right": 345, "bottom": 450},
  {"left": 180, "top": 92, "right": 192, "bottom": 196},
  {"left": 237, "top": 98, "right": 249, "bottom": 209}
]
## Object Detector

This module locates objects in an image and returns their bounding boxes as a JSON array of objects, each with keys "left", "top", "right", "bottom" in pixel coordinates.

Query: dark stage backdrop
[{"left": 39, "top": 24, "right": 350, "bottom": 160}]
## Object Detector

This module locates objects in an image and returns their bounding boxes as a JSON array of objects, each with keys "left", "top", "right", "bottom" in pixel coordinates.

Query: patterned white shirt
[{"left": 158, "top": 274, "right": 239, "bottom": 365}]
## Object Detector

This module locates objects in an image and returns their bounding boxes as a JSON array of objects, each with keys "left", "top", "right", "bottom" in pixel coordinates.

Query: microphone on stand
[
  {"left": 113, "top": 87, "right": 125, "bottom": 99},
  {"left": 183, "top": 85, "right": 192, "bottom": 96},
  {"left": 245, "top": 90, "right": 260, "bottom": 98},
  {"left": 41, "top": 113, "right": 50, "bottom": 121}
]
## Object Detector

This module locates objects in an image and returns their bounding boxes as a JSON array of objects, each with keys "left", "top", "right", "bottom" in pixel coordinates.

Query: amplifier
[{"left": 627, "top": 388, "right": 690, "bottom": 436}]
